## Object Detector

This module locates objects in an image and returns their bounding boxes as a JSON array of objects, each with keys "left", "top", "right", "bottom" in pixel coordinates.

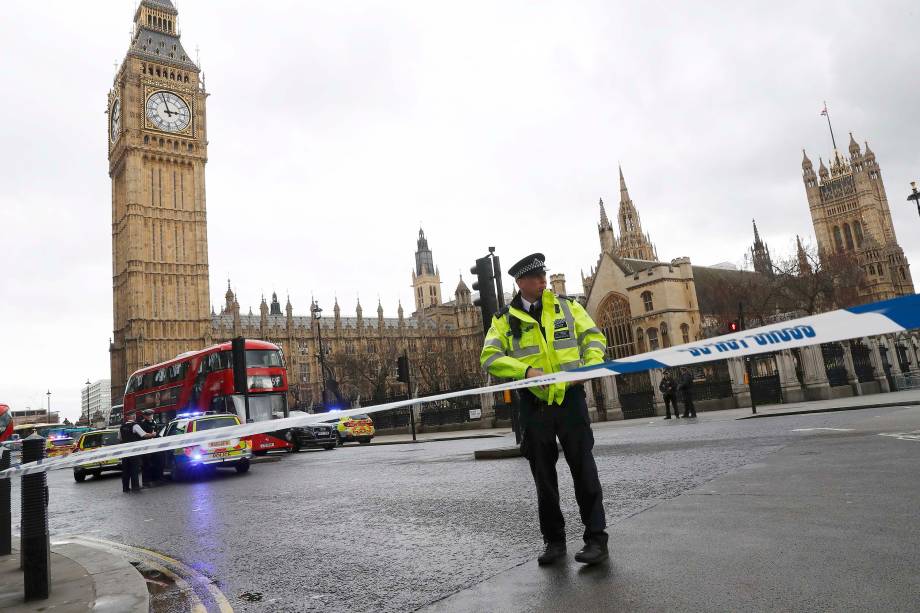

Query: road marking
[
  {"left": 878, "top": 430, "right": 920, "bottom": 441},
  {"left": 791, "top": 428, "right": 855, "bottom": 432},
  {"left": 68, "top": 535, "right": 234, "bottom": 613}
]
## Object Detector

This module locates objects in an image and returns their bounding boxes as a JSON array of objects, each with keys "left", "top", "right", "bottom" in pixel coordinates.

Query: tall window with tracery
[
  {"left": 680, "top": 323, "right": 690, "bottom": 344},
  {"left": 596, "top": 293, "right": 635, "bottom": 359}
]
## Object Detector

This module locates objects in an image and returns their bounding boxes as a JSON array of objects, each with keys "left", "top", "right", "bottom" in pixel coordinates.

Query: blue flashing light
[
  {"left": 177, "top": 411, "right": 203, "bottom": 419},
  {"left": 191, "top": 451, "right": 202, "bottom": 461}
]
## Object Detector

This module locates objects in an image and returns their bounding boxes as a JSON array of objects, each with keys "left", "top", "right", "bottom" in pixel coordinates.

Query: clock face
[
  {"left": 145, "top": 91, "right": 191, "bottom": 133},
  {"left": 110, "top": 99, "right": 121, "bottom": 142}
]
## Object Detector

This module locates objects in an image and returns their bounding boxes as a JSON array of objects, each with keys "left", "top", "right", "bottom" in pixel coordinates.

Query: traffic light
[
  {"left": 471, "top": 256, "right": 498, "bottom": 332},
  {"left": 728, "top": 320, "right": 740, "bottom": 333},
  {"left": 396, "top": 355, "right": 410, "bottom": 384}
]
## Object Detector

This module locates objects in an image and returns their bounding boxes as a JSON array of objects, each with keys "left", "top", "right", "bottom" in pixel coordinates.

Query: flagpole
[{"left": 822, "top": 101, "right": 838, "bottom": 151}]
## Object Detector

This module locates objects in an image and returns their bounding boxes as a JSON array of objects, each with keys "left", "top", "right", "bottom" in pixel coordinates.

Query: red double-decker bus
[{"left": 122, "top": 339, "right": 291, "bottom": 453}]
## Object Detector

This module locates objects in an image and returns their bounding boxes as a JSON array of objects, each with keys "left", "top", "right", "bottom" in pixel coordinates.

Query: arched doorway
[{"left": 596, "top": 293, "right": 634, "bottom": 359}]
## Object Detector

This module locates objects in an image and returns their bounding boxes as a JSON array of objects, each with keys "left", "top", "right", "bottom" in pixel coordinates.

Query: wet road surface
[{"left": 11, "top": 407, "right": 911, "bottom": 612}]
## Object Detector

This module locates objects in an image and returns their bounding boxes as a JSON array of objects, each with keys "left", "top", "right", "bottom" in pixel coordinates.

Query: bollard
[
  {"left": 21, "top": 433, "right": 50, "bottom": 600},
  {"left": 0, "top": 449, "right": 10, "bottom": 555}
]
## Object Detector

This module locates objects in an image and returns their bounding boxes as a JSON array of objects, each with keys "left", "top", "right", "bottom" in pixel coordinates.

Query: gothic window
[
  {"left": 144, "top": 135, "right": 149, "bottom": 144},
  {"left": 832, "top": 226, "right": 843, "bottom": 252},
  {"left": 853, "top": 220, "right": 864, "bottom": 246},
  {"left": 647, "top": 327, "right": 659, "bottom": 351},
  {"left": 596, "top": 293, "right": 634, "bottom": 359},
  {"left": 184, "top": 75, "right": 189, "bottom": 83},
  {"left": 636, "top": 327, "right": 646, "bottom": 354},
  {"left": 900, "top": 267, "right": 906, "bottom": 280},
  {"left": 869, "top": 264, "right": 876, "bottom": 276},
  {"left": 641, "top": 291, "right": 654, "bottom": 312},
  {"left": 660, "top": 322, "right": 670, "bottom": 348},
  {"left": 680, "top": 323, "right": 690, "bottom": 344},
  {"left": 843, "top": 223, "right": 855, "bottom": 250}
]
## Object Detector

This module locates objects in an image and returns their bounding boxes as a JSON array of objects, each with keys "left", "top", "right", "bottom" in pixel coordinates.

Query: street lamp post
[
  {"left": 82, "top": 379, "right": 91, "bottom": 425},
  {"left": 45, "top": 390, "right": 51, "bottom": 421},
  {"left": 311, "top": 302, "right": 328, "bottom": 409},
  {"left": 907, "top": 181, "right": 920, "bottom": 219}
]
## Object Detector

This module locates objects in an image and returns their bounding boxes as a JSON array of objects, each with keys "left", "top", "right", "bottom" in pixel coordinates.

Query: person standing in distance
[
  {"left": 659, "top": 370, "right": 679, "bottom": 419},
  {"left": 678, "top": 367, "right": 697, "bottom": 418},
  {"left": 480, "top": 253, "right": 610, "bottom": 566},
  {"left": 119, "top": 412, "right": 156, "bottom": 493}
]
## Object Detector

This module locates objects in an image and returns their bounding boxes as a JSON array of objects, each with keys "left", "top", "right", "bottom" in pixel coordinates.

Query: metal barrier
[{"left": 0, "top": 449, "right": 10, "bottom": 556}]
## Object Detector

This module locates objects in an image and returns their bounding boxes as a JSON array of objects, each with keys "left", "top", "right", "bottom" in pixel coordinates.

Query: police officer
[
  {"left": 678, "top": 367, "right": 697, "bottom": 418},
  {"left": 138, "top": 409, "right": 162, "bottom": 487},
  {"left": 659, "top": 370, "right": 679, "bottom": 419},
  {"left": 480, "top": 253, "right": 609, "bottom": 566},
  {"left": 119, "top": 412, "right": 156, "bottom": 493}
]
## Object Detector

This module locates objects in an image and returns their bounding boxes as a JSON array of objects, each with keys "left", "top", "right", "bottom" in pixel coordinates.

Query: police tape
[{"left": 3, "top": 293, "right": 918, "bottom": 480}]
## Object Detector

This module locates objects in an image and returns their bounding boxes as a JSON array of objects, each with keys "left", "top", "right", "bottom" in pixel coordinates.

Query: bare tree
[{"left": 772, "top": 242, "right": 867, "bottom": 315}]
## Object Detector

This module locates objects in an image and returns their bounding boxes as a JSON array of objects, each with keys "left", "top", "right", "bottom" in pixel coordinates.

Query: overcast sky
[{"left": 2, "top": 1, "right": 918, "bottom": 422}]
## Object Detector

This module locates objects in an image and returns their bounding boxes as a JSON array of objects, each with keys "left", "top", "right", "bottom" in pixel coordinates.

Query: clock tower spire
[{"left": 108, "top": 0, "right": 211, "bottom": 404}]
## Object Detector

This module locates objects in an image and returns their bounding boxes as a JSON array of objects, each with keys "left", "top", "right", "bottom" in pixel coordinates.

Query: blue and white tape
[{"left": 2, "top": 293, "right": 918, "bottom": 479}]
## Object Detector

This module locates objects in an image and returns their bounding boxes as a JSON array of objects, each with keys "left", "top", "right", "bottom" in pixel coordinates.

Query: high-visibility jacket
[{"left": 480, "top": 290, "right": 608, "bottom": 405}]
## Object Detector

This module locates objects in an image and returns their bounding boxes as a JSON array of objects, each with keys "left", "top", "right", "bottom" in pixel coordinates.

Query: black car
[{"left": 284, "top": 411, "right": 337, "bottom": 452}]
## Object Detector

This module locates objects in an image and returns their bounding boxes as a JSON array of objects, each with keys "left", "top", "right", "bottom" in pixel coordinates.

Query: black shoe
[
  {"left": 664, "top": 416, "right": 671, "bottom": 420},
  {"left": 537, "top": 541, "right": 567, "bottom": 566},
  {"left": 574, "top": 541, "right": 608, "bottom": 565},
  {"left": 122, "top": 488, "right": 130, "bottom": 493}
]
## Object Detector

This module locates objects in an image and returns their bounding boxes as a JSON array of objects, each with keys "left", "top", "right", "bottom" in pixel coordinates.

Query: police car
[
  {"left": 329, "top": 413, "right": 375, "bottom": 445},
  {"left": 160, "top": 412, "right": 252, "bottom": 480},
  {"left": 72, "top": 428, "right": 122, "bottom": 482}
]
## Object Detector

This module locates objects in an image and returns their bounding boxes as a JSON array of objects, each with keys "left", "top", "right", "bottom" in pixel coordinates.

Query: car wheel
[
  {"left": 323, "top": 444, "right": 335, "bottom": 450},
  {"left": 359, "top": 438, "right": 371, "bottom": 445},
  {"left": 235, "top": 459, "right": 250, "bottom": 474},
  {"left": 73, "top": 471, "right": 86, "bottom": 483}
]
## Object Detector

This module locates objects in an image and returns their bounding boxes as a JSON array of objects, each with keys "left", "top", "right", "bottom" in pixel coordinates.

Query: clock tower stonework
[{"left": 108, "top": 0, "right": 211, "bottom": 403}]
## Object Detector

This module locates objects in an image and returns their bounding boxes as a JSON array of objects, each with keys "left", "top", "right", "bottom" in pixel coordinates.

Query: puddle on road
[{"left": 131, "top": 560, "right": 195, "bottom": 613}]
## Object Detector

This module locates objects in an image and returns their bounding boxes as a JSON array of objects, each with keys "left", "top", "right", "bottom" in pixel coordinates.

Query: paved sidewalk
[
  {"left": 426, "top": 405, "right": 920, "bottom": 612},
  {"left": 0, "top": 538, "right": 148, "bottom": 613}
]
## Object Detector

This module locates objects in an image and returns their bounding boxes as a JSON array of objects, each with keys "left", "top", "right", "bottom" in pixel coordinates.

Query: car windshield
[
  {"left": 50, "top": 438, "right": 74, "bottom": 446},
  {"left": 194, "top": 416, "right": 239, "bottom": 431},
  {"left": 352, "top": 414, "right": 370, "bottom": 420},
  {"left": 81, "top": 431, "right": 120, "bottom": 449}
]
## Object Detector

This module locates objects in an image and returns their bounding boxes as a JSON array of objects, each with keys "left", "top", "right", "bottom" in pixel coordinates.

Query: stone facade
[
  {"left": 211, "top": 229, "right": 483, "bottom": 410},
  {"left": 802, "top": 135, "right": 914, "bottom": 302},
  {"left": 109, "top": 0, "right": 212, "bottom": 402}
]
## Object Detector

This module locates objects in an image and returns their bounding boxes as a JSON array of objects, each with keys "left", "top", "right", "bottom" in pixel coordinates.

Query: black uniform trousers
[
  {"left": 519, "top": 385, "right": 607, "bottom": 546},
  {"left": 121, "top": 456, "right": 140, "bottom": 492},
  {"left": 663, "top": 393, "right": 678, "bottom": 418},
  {"left": 681, "top": 389, "right": 696, "bottom": 417}
]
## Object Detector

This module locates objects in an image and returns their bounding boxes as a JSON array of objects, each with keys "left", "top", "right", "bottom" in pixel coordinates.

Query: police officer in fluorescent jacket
[{"left": 480, "top": 253, "right": 609, "bottom": 566}]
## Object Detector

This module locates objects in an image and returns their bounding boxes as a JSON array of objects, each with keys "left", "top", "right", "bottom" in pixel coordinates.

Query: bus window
[
  {"left": 167, "top": 361, "right": 188, "bottom": 383},
  {"left": 246, "top": 350, "right": 284, "bottom": 368},
  {"left": 127, "top": 375, "right": 142, "bottom": 393},
  {"left": 154, "top": 368, "right": 168, "bottom": 386},
  {"left": 141, "top": 371, "right": 155, "bottom": 389}
]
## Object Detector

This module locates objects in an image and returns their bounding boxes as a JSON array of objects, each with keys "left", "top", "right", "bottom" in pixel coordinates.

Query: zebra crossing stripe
[{"left": 2, "top": 292, "right": 918, "bottom": 480}]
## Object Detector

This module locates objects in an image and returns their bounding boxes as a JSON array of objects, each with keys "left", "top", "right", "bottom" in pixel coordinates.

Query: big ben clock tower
[{"left": 108, "top": 0, "right": 211, "bottom": 403}]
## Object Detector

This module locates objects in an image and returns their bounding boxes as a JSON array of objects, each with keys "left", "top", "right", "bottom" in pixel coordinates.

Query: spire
[
  {"left": 614, "top": 165, "right": 657, "bottom": 261},
  {"left": 848, "top": 132, "right": 861, "bottom": 156},
  {"left": 818, "top": 157, "right": 828, "bottom": 178},
  {"left": 864, "top": 140, "right": 875, "bottom": 161},
  {"left": 285, "top": 295, "right": 293, "bottom": 318},
  {"left": 801, "top": 149, "right": 813, "bottom": 170},
  {"left": 269, "top": 291, "right": 282, "bottom": 316},
  {"left": 796, "top": 235, "right": 813, "bottom": 275},
  {"left": 599, "top": 197, "right": 611, "bottom": 228},
  {"left": 377, "top": 300, "right": 384, "bottom": 318},
  {"left": 750, "top": 219, "right": 773, "bottom": 276},
  {"left": 752, "top": 218, "right": 761, "bottom": 244},
  {"left": 356, "top": 298, "right": 363, "bottom": 317},
  {"left": 618, "top": 164, "right": 629, "bottom": 200}
]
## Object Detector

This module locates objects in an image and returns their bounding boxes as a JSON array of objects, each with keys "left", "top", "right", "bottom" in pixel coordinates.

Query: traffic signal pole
[{"left": 739, "top": 302, "right": 756, "bottom": 414}]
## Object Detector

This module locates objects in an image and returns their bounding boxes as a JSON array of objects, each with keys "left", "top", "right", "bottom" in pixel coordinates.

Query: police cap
[{"left": 508, "top": 253, "right": 548, "bottom": 280}]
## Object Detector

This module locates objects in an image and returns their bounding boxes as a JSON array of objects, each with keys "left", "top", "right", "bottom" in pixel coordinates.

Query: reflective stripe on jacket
[{"left": 479, "top": 290, "right": 607, "bottom": 405}]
